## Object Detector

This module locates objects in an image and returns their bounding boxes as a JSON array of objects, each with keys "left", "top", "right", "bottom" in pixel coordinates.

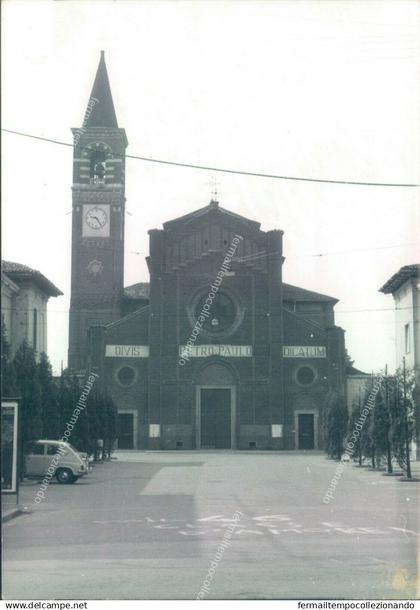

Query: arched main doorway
[{"left": 195, "top": 362, "right": 236, "bottom": 449}]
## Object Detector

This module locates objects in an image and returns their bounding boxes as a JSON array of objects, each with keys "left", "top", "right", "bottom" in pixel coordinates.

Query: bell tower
[{"left": 68, "top": 51, "right": 128, "bottom": 371}]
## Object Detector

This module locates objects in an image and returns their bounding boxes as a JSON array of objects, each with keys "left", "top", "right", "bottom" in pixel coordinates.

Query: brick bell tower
[{"left": 68, "top": 52, "right": 128, "bottom": 371}]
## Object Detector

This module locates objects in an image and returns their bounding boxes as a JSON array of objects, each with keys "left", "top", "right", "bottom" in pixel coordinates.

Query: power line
[
  {"left": 2, "top": 128, "right": 418, "bottom": 188},
  {"left": 129, "top": 241, "right": 418, "bottom": 260},
  {"left": 302, "top": 242, "right": 419, "bottom": 258},
  {"left": 2, "top": 306, "right": 416, "bottom": 315}
]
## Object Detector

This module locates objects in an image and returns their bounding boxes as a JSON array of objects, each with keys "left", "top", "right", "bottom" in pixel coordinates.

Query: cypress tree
[
  {"left": 37, "top": 352, "right": 60, "bottom": 439},
  {"left": 13, "top": 341, "right": 42, "bottom": 477},
  {"left": 103, "top": 393, "right": 118, "bottom": 459},
  {"left": 371, "top": 388, "right": 391, "bottom": 470},
  {"left": 389, "top": 368, "right": 416, "bottom": 475},
  {"left": 324, "top": 391, "right": 348, "bottom": 460},
  {"left": 359, "top": 382, "right": 375, "bottom": 467},
  {"left": 348, "top": 398, "right": 363, "bottom": 465},
  {"left": 59, "top": 373, "right": 90, "bottom": 453}
]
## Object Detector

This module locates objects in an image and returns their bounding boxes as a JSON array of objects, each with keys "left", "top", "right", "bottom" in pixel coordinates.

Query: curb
[{"left": 2, "top": 507, "right": 27, "bottom": 523}]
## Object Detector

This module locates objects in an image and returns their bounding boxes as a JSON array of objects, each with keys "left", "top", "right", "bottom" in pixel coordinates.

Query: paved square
[{"left": 2, "top": 452, "right": 419, "bottom": 599}]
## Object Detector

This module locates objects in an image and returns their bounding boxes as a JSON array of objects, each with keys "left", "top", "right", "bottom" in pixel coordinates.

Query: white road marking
[{"left": 91, "top": 515, "right": 419, "bottom": 537}]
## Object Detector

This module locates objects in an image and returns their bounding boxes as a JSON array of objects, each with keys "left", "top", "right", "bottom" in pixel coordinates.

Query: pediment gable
[{"left": 162, "top": 201, "right": 269, "bottom": 273}]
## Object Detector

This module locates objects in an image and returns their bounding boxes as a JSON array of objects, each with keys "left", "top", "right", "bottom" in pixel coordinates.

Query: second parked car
[{"left": 25, "top": 440, "right": 91, "bottom": 484}]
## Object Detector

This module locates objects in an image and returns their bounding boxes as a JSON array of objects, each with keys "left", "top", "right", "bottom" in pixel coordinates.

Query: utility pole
[
  {"left": 403, "top": 357, "right": 412, "bottom": 480},
  {"left": 384, "top": 364, "right": 393, "bottom": 474}
]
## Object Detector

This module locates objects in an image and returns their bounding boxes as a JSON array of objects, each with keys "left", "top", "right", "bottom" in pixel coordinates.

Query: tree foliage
[
  {"left": 323, "top": 391, "right": 348, "bottom": 460},
  {"left": 347, "top": 398, "right": 362, "bottom": 465},
  {"left": 85, "top": 384, "right": 118, "bottom": 459},
  {"left": 59, "top": 373, "right": 90, "bottom": 452},
  {"left": 37, "top": 352, "right": 61, "bottom": 439},
  {"left": 12, "top": 341, "right": 42, "bottom": 477},
  {"left": 388, "top": 368, "right": 416, "bottom": 472},
  {"left": 1, "top": 316, "right": 17, "bottom": 397},
  {"left": 2, "top": 324, "right": 118, "bottom": 467},
  {"left": 13, "top": 342, "right": 43, "bottom": 443},
  {"left": 360, "top": 402, "right": 375, "bottom": 467},
  {"left": 339, "top": 368, "right": 416, "bottom": 474},
  {"left": 344, "top": 349, "right": 355, "bottom": 368},
  {"left": 371, "top": 388, "right": 391, "bottom": 469},
  {"left": 101, "top": 393, "right": 118, "bottom": 459}
]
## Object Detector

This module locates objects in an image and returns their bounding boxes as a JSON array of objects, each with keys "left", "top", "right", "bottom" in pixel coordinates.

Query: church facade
[{"left": 69, "top": 53, "right": 347, "bottom": 451}]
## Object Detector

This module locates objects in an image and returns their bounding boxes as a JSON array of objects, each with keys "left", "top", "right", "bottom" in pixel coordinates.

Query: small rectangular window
[
  {"left": 405, "top": 323, "right": 410, "bottom": 354},
  {"left": 32, "top": 444, "right": 45, "bottom": 456}
]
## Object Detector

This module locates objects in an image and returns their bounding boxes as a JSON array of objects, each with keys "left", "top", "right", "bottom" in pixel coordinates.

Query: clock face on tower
[
  {"left": 82, "top": 204, "right": 110, "bottom": 237},
  {"left": 86, "top": 206, "right": 108, "bottom": 229}
]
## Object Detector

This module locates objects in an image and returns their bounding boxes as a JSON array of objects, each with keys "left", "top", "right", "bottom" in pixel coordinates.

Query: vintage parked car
[{"left": 25, "top": 440, "right": 91, "bottom": 484}]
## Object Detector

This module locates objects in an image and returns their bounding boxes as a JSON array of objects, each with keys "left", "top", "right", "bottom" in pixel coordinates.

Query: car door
[
  {"left": 46, "top": 444, "right": 61, "bottom": 473},
  {"left": 25, "top": 442, "right": 47, "bottom": 476}
]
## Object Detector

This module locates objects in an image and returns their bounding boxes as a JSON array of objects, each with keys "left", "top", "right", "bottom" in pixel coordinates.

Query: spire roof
[{"left": 84, "top": 51, "right": 118, "bottom": 128}]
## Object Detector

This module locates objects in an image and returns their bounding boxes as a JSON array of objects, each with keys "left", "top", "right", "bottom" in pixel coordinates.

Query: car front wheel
[{"left": 56, "top": 468, "right": 75, "bottom": 484}]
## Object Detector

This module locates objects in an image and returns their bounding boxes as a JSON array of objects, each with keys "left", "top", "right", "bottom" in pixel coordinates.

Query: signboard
[
  {"left": 271, "top": 424, "right": 283, "bottom": 438},
  {"left": 149, "top": 424, "right": 161, "bottom": 438},
  {"left": 283, "top": 346, "right": 326, "bottom": 358},
  {"left": 1, "top": 401, "right": 19, "bottom": 494},
  {"left": 179, "top": 345, "right": 253, "bottom": 358},
  {"left": 105, "top": 345, "right": 149, "bottom": 358},
  {"left": 105, "top": 344, "right": 326, "bottom": 359}
]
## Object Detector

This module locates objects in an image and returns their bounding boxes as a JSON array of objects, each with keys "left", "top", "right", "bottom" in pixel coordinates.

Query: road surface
[{"left": 2, "top": 451, "right": 419, "bottom": 599}]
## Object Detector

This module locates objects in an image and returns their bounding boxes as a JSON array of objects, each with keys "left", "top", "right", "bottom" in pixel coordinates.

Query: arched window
[
  {"left": 33, "top": 308, "right": 38, "bottom": 349},
  {"left": 90, "top": 151, "right": 106, "bottom": 184},
  {"left": 83, "top": 142, "right": 112, "bottom": 185}
]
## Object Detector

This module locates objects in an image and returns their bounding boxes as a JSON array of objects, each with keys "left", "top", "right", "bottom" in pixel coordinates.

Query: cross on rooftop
[{"left": 208, "top": 176, "right": 221, "bottom": 202}]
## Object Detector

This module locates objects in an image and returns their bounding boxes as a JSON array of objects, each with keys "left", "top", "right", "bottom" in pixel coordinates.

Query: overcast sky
[{"left": 2, "top": 0, "right": 419, "bottom": 375}]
